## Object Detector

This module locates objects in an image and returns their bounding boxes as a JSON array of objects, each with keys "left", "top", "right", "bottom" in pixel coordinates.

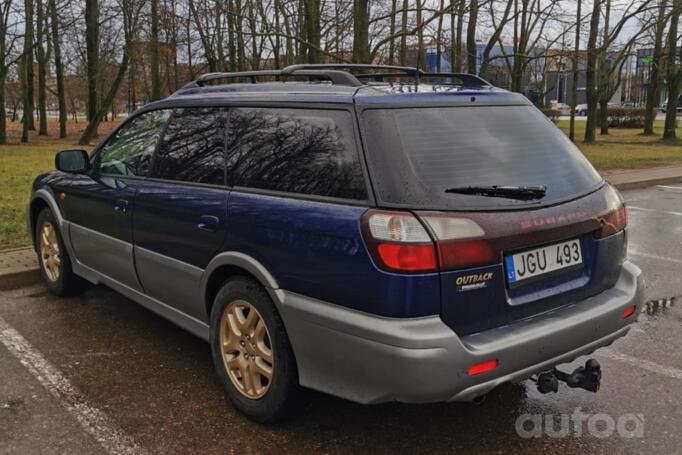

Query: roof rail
[
  {"left": 187, "top": 64, "right": 492, "bottom": 92},
  {"left": 194, "top": 69, "right": 362, "bottom": 87}
]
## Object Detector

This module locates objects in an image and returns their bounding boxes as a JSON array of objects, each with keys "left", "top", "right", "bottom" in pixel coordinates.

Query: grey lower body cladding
[{"left": 279, "top": 261, "right": 643, "bottom": 404}]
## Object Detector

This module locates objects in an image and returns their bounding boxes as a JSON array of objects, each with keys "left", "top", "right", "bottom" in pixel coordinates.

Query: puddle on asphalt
[{"left": 643, "top": 296, "right": 677, "bottom": 316}]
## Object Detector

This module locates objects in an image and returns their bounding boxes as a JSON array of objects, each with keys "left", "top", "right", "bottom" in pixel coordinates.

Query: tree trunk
[
  {"left": 663, "top": 0, "right": 681, "bottom": 140},
  {"left": 399, "top": 0, "right": 408, "bottom": 65},
  {"left": 48, "top": 0, "right": 66, "bottom": 138},
  {"left": 416, "top": 0, "right": 425, "bottom": 69},
  {"left": 36, "top": 0, "right": 48, "bottom": 135},
  {"left": 352, "top": 0, "right": 369, "bottom": 63},
  {"left": 227, "top": 0, "right": 237, "bottom": 71},
  {"left": 22, "top": 0, "right": 35, "bottom": 142},
  {"left": 569, "top": 0, "right": 581, "bottom": 141},
  {"left": 79, "top": 51, "right": 130, "bottom": 145},
  {"left": 583, "top": 0, "right": 601, "bottom": 144},
  {"left": 453, "top": 0, "right": 465, "bottom": 72},
  {"left": 643, "top": 0, "right": 667, "bottom": 135},
  {"left": 0, "top": 70, "right": 6, "bottom": 144},
  {"left": 388, "top": 0, "right": 397, "bottom": 65},
  {"left": 150, "top": 0, "right": 161, "bottom": 100},
  {"left": 436, "top": 0, "right": 444, "bottom": 72},
  {"left": 598, "top": 0, "right": 611, "bottom": 135},
  {"left": 466, "top": 0, "right": 478, "bottom": 74},
  {"left": 85, "top": 0, "right": 99, "bottom": 123}
]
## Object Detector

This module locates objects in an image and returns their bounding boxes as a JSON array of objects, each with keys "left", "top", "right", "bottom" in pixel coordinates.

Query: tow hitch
[{"left": 534, "top": 359, "right": 602, "bottom": 394}]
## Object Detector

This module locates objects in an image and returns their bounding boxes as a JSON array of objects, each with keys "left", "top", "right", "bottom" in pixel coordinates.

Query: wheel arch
[
  {"left": 29, "top": 190, "right": 64, "bottom": 251},
  {"left": 201, "top": 252, "right": 284, "bottom": 321}
]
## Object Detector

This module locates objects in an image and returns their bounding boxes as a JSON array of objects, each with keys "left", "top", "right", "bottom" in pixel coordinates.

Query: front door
[
  {"left": 61, "top": 109, "right": 172, "bottom": 290},
  {"left": 132, "top": 107, "right": 229, "bottom": 321}
]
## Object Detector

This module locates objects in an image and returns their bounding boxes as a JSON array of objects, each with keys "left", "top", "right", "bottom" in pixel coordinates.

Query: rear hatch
[{"left": 360, "top": 102, "right": 628, "bottom": 335}]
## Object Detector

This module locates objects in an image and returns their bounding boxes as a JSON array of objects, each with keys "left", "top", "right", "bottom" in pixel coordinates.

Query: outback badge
[{"left": 455, "top": 272, "right": 494, "bottom": 292}]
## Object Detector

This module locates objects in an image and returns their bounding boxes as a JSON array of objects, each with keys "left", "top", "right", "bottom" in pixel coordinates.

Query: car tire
[
  {"left": 210, "top": 276, "right": 301, "bottom": 424},
  {"left": 35, "top": 208, "right": 88, "bottom": 296}
]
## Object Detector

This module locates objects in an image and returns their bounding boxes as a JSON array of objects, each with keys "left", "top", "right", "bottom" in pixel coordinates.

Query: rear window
[{"left": 362, "top": 106, "right": 602, "bottom": 210}]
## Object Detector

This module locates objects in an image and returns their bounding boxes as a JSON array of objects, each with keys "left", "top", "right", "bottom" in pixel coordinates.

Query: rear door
[
  {"left": 132, "top": 107, "right": 229, "bottom": 321},
  {"left": 61, "top": 109, "right": 171, "bottom": 290}
]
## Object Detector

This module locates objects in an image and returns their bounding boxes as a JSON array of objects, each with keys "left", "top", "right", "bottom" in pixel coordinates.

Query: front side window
[
  {"left": 152, "top": 107, "right": 226, "bottom": 185},
  {"left": 98, "top": 110, "right": 171, "bottom": 176},
  {"left": 226, "top": 108, "right": 367, "bottom": 200}
]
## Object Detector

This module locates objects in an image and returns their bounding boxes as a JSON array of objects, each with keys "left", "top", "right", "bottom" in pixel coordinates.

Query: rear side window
[
  {"left": 153, "top": 107, "right": 226, "bottom": 185},
  {"left": 363, "top": 106, "right": 603, "bottom": 210},
  {"left": 226, "top": 108, "right": 367, "bottom": 200},
  {"left": 98, "top": 110, "right": 171, "bottom": 176}
]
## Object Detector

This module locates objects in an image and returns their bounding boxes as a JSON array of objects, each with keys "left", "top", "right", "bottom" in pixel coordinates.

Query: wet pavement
[{"left": 1, "top": 185, "right": 681, "bottom": 454}]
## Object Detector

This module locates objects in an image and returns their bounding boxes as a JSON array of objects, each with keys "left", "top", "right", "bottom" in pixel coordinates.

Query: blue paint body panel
[{"left": 223, "top": 191, "right": 441, "bottom": 317}]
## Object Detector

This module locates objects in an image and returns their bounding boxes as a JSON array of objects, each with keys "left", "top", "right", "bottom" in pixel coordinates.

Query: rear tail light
[
  {"left": 361, "top": 210, "right": 496, "bottom": 273},
  {"left": 421, "top": 215, "right": 497, "bottom": 270},
  {"left": 362, "top": 211, "right": 437, "bottom": 272},
  {"left": 594, "top": 204, "right": 628, "bottom": 238}
]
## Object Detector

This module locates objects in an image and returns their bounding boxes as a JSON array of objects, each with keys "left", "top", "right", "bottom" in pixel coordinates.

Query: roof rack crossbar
[{"left": 194, "top": 69, "right": 362, "bottom": 87}]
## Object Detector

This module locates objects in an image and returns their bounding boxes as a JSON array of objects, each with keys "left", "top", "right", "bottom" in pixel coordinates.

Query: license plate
[{"left": 505, "top": 239, "right": 582, "bottom": 285}]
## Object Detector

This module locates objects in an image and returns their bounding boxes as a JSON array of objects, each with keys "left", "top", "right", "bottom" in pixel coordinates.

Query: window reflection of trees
[
  {"left": 226, "top": 109, "right": 367, "bottom": 200},
  {"left": 154, "top": 108, "right": 226, "bottom": 185},
  {"left": 99, "top": 110, "right": 171, "bottom": 176}
]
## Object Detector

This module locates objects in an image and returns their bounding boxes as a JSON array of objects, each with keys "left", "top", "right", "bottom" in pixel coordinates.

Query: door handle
[
  {"left": 113, "top": 199, "right": 129, "bottom": 213},
  {"left": 197, "top": 215, "right": 220, "bottom": 232}
]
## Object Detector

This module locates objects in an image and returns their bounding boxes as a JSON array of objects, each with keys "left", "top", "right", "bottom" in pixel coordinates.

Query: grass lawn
[
  {"left": 0, "top": 120, "right": 119, "bottom": 249},
  {"left": 1, "top": 118, "right": 681, "bottom": 250},
  {"left": 557, "top": 120, "right": 682, "bottom": 170}
]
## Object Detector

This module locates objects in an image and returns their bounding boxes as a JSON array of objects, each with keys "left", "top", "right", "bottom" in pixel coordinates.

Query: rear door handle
[
  {"left": 113, "top": 199, "right": 129, "bottom": 213},
  {"left": 197, "top": 215, "right": 220, "bottom": 232}
]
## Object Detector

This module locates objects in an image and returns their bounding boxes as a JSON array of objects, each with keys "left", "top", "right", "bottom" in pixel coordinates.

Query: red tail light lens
[
  {"left": 594, "top": 204, "right": 628, "bottom": 238},
  {"left": 421, "top": 215, "right": 497, "bottom": 270},
  {"left": 376, "top": 243, "right": 437, "bottom": 271},
  {"left": 437, "top": 239, "right": 497, "bottom": 270}
]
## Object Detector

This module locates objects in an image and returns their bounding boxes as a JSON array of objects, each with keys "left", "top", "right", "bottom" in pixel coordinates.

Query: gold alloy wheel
[
  {"left": 220, "top": 299, "right": 274, "bottom": 399},
  {"left": 40, "top": 221, "right": 61, "bottom": 282}
]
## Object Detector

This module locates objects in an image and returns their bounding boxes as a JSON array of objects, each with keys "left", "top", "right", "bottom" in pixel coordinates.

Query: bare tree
[
  {"left": 663, "top": 0, "right": 681, "bottom": 140},
  {"left": 644, "top": 0, "right": 668, "bottom": 135},
  {"left": 569, "top": 0, "right": 582, "bottom": 142}
]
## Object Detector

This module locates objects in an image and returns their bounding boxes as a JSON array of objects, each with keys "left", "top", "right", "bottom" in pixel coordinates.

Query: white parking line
[
  {"left": 629, "top": 206, "right": 682, "bottom": 217},
  {"left": 0, "top": 316, "right": 146, "bottom": 455},
  {"left": 602, "top": 349, "right": 682, "bottom": 381},
  {"left": 629, "top": 250, "right": 682, "bottom": 264},
  {"left": 656, "top": 185, "right": 682, "bottom": 191}
]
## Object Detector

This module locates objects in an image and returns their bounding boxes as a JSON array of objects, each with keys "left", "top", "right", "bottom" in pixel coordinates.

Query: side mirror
[{"left": 55, "top": 149, "right": 89, "bottom": 173}]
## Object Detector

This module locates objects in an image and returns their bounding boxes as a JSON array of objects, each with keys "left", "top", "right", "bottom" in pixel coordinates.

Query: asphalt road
[{"left": 1, "top": 185, "right": 681, "bottom": 455}]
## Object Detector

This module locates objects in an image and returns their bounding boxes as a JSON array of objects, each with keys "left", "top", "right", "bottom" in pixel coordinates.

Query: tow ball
[{"left": 534, "top": 359, "right": 602, "bottom": 394}]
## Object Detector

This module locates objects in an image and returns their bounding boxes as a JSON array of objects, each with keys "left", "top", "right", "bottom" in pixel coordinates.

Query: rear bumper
[{"left": 280, "top": 261, "right": 643, "bottom": 404}]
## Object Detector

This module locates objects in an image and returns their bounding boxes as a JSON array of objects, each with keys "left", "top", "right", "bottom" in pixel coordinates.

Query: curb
[
  {"left": 0, "top": 268, "right": 41, "bottom": 290},
  {"left": 611, "top": 176, "right": 682, "bottom": 191}
]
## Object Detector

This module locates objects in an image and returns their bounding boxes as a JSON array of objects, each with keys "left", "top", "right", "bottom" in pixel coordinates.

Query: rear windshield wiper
[{"left": 444, "top": 185, "right": 547, "bottom": 200}]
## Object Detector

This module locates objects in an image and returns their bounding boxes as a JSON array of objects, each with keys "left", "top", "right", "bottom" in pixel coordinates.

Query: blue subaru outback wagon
[{"left": 29, "top": 64, "right": 642, "bottom": 423}]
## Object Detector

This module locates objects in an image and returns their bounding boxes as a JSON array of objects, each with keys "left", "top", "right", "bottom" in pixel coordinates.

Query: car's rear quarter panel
[{"left": 223, "top": 191, "right": 441, "bottom": 317}]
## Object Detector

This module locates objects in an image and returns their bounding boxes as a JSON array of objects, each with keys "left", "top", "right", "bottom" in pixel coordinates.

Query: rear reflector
[
  {"left": 376, "top": 243, "right": 437, "bottom": 272},
  {"left": 467, "top": 359, "right": 498, "bottom": 376},
  {"left": 622, "top": 305, "right": 637, "bottom": 319}
]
